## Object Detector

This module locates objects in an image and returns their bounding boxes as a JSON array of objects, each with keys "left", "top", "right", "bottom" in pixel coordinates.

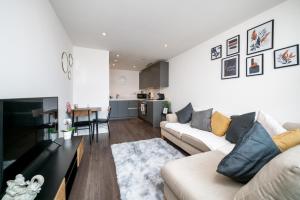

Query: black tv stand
[{"left": 2, "top": 136, "right": 84, "bottom": 200}]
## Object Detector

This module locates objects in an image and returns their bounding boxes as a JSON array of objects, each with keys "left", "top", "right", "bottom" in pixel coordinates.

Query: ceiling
[{"left": 50, "top": 0, "right": 285, "bottom": 71}]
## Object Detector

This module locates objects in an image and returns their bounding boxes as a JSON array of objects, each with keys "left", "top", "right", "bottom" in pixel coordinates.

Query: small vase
[{"left": 63, "top": 131, "right": 72, "bottom": 140}]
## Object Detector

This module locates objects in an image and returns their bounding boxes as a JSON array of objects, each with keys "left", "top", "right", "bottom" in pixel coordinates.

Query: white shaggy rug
[{"left": 111, "top": 138, "right": 185, "bottom": 200}]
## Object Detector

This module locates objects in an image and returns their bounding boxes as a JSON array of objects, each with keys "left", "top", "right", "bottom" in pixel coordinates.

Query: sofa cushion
[
  {"left": 181, "top": 134, "right": 210, "bottom": 152},
  {"left": 175, "top": 103, "right": 193, "bottom": 123},
  {"left": 211, "top": 111, "right": 231, "bottom": 136},
  {"left": 234, "top": 145, "right": 300, "bottom": 200},
  {"left": 166, "top": 113, "right": 178, "bottom": 123},
  {"left": 190, "top": 108, "right": 213, "bottom": 132},
  {"left": 165, "top": 123, "right": 231, "bottom": 151},
  {"left": 272, "top": 129, "right": 300, "bottom": 152},
  {"left": 161, "top": 151, "right": 242, "bottom": 200},
  {"left": 257, "top": 110, "right": 286, "bottom": 136},
  {"left": 217, "top": 122, "right": 281, "bottom": 183},
  {"left": 161, "top": 123, "right": 182, "bottom": 139},
  {"left": 225, "top": 112, "right": 256, "bottom": 143}
]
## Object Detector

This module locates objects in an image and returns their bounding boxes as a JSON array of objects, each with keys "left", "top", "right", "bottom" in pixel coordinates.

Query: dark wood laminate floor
[{"left": 69, "top": 118, "right": 161, "bottom": 200}]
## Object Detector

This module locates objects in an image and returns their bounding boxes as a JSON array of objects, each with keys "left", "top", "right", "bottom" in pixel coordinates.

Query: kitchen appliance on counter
[
  {"left": 137, "top": 93, "right": 147, "bottom": 99},
  {"left": 157, "top": 93, "right": 165, "bottom": 100}
]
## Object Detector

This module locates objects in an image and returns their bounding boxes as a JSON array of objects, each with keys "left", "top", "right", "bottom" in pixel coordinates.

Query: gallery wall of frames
[{"left": 211, "top": 19, "right": 299, "bottom": 80}]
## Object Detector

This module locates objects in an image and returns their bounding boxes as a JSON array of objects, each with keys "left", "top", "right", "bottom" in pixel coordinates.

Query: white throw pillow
[{"left": 257, "top": 110, "right": 286, "bottom": 136}]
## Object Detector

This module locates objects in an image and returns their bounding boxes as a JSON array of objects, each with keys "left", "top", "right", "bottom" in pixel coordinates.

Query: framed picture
[
  {"left": 221, "top": 54, "right": 239, "bottom": 80},
  {"left": 211, "top": 45, "right": 222, "bottom": 60},
  {"left": 246, "top": 54, "right": 264, "bottom": 77},
  {"left": 274, "top": 44, "right": 299, "bottom": 69},
  {"left": 226, "top": 35, "right": 240, "bottom": 56},
  {"left": 247, "top": 20, "right": 274, "bottom": 55}
]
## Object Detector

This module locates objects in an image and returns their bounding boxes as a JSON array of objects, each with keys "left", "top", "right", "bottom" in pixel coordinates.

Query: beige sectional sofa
[
  {"left": 160, "top": 114, "right": 234, "bottom": 155},
  {"left": 160, "top": 114, "right": 300, "bottom": 200}
]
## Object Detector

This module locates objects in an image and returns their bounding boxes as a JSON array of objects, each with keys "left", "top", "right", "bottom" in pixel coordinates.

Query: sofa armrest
[{"left": 166, "top": 114, "right": 178, "bottom": 123}]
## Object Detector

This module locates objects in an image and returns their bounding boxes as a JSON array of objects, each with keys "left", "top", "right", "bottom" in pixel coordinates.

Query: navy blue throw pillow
[
  {"left": 225, "top": 112, "right": 256, "bottom": 143},
  {"left": 176, "top": 103, "right": 193, "bottom": 123},
  {"left": 217, "top": 122, "right": 280, "bottom": 183}
]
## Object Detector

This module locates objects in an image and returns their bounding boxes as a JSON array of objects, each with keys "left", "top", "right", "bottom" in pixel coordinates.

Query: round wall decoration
[
  {"left": 68, "top": 53, "right": 73, "bottom": 68},
  {"left": 68, "top": 71, "right": 72, "bottom": 80},
  {"left": 61, "top": 52, "right": 68, "bottom": 73},
  {"left": 118, "top": 75, "right": 127, "bottom": 85}
]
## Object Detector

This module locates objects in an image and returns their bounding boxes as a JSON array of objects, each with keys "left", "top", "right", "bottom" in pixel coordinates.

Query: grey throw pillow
[
  {"left": 190, "top": 108, "right": 213, "bottom": 132},
  {"left": 176, "top": 103, "right": 193, "bottom": 123}
]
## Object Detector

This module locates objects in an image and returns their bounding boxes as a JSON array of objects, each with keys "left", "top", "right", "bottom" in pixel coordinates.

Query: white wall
[
  {"left": 0, "top": 0, "right": 73, "bottom": 133},
  {"left": 163, "top": 0, "right": 300, "bottom": 123},
  {"left": 109, "top": 69, "right": 139, "bottom": 99},
  {"left": 73, "top": 46, "right": 109, "bottom": 117}
]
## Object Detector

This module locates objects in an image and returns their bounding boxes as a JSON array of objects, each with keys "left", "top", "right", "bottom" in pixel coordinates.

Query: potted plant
[
  {"left": 62, "top": 119, "right": 74, "bottom": 140},
  {"left": 162, "top": 101, "right": 171, "bottom": 114},
  {"left": 48, "top": 127, "right": 58, "bottom": 141}
]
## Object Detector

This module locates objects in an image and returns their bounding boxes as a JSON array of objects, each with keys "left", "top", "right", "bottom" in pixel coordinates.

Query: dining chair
[
  {"left": 92, "top": 106, "right": 112, "bottom": 142},
  {"left": 72, "top": 109, "right": 94, "bottom": 144}
]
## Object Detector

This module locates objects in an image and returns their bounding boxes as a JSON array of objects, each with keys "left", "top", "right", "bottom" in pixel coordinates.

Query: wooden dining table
[{"left": 71, "top": 107, "right": 102, "bottom": 142}]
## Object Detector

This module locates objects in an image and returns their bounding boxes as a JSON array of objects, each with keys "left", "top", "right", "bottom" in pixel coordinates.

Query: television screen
[{"left": 0, "top": 97, "right": 58, "bottom": 190}]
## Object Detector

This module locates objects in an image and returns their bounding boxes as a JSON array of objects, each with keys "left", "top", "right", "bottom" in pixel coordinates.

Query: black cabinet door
[
  {"left": 138, "top": 101, "right": 146, "bottom": 120},
  {"left": 118, "top": 101, "right": 129, "bottom": 118},
  {"left": 109, "top": 101, "right": 118, "bottom": 118}
]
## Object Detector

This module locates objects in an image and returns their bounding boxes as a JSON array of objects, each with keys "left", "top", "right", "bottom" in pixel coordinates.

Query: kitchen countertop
[
  {"left": 109, "top": 98, "right": 139, "bottom": 101},
  {"left": 109, "top": 99, "right": 167, "bottom": 102}
]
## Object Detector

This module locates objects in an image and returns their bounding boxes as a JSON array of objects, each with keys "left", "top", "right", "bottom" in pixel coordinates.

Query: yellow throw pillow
[
  {"left": 272, "top": 129, "right": 300, "bottom": 152},
  {"left": 211, "top": 111, "right": 231, "bottom": 136}
]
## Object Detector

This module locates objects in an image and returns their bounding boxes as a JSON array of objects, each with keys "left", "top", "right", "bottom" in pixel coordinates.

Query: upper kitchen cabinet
[{"left": 139, "top": 61, "right": 169, "bottom": 89}]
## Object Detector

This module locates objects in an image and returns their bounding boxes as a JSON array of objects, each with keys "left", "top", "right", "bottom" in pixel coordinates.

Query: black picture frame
[
  {"left": 246, "top": 54, "right": 264, "bottom": 77},
  {"left": 226, "top": 35, "right": 240, "bottom": 56},
  {"left": 221, "top": 54, "right": 240, "bottom": 80},
  {"left": 211, "top": 45, "right": 222, "bottom": 60},
  {"left": 247, "top": 20, "right": 274, "bottom": 55},
  {"left": 274, "top": 44, "right": 299, "bottom": 69}
]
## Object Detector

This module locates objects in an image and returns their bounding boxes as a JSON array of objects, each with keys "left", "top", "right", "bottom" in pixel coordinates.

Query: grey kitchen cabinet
[
  {"left": 118, "top": 101, "right": 129, "bottom": 118},
  {"left": 128, "top": 100, "right": 138, "bottom": 117},
  {"left": 110, "top": 101, "right": 118, "bottom": 118},
  {"left": 145, "top": 101, "right": 153, "bottom": 123},
  {"left": 139, "top": 61, "right": 169, "bottom": 89},
  {"left": 138, "top": 100, "right": 167, "bottom": 127},
  {"left": 109, "top": 100, "right": 138, "bottom": 119}
]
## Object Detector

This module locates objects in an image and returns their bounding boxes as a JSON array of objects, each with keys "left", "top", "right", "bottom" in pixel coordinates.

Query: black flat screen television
[{"left": 0, "top": 97, "right": 58, "bottom": 191}]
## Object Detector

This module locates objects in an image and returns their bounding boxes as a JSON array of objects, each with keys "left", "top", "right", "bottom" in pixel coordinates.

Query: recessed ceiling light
[
  {"left": 114, "top": 59, "right": 118, "bottom": 62},
  {"left": 133, "top": 65, "right": 136, "bottom": 68},
  {"left": 164, "top": 44, "right": 168, "bottom": 48},
  {"left": 112, "top": 63, "right": 116, "bottom": 67},
  {"left": 101, "top": 32, "right": 107, "bottom": 36},
  {"left": 116, "top": 54, "right": 120, "bottom": 58}
]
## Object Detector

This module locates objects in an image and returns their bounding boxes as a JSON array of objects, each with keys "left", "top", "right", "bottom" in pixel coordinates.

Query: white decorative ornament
[{"left": 2, "top": 174, "right": 44, "bottom": 200}]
